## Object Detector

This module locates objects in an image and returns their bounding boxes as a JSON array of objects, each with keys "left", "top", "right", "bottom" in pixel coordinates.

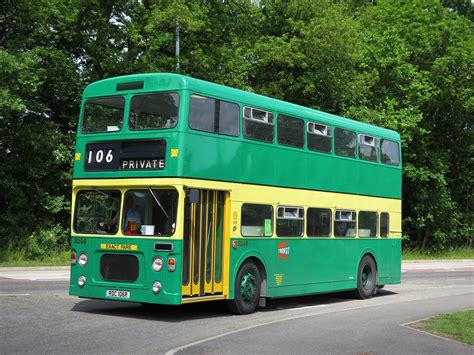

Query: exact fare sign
[{"left": 84, "top": 140, "right": 166, "bottom": 171}]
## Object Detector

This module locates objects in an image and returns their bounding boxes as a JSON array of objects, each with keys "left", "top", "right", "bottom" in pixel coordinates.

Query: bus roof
[{"left": 83, "top": 73, "right": 400, "bottom": 141}]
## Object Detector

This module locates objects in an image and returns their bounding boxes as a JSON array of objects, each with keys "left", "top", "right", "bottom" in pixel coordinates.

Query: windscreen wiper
[{"left": 148, "top": 188, "right": 169, "bottom": 219}]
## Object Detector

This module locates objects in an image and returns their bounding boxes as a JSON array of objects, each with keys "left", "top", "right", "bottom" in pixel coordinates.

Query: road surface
[{"left": 0, "top": 260, "right": 472, "bottom": 354}]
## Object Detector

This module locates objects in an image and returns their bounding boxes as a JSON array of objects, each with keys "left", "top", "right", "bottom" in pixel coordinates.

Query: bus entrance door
[{"left": 182, "top": 190, "right": 226, "bottom": 299}]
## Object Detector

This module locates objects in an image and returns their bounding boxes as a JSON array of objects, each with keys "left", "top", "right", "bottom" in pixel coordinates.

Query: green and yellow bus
[{"left": 69, "top": 73, "right": 402, "bottom": 314}]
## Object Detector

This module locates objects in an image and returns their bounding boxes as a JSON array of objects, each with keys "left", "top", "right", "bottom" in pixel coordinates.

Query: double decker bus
[{"left": 69, "top": 73, "right": 402, "bottom": 314}]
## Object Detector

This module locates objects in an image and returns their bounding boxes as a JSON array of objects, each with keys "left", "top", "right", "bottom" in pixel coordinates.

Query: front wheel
[
  {"left": 227, "top": 261, "right": 261, "bottom": 315},
  {"left": 352, "top": 255, "right": 377, "bottom": 299}
]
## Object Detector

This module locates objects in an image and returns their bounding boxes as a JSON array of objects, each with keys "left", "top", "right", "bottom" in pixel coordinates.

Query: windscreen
[
  {"left": 82, "top": 97, "right": 125, "bottom": 133},
  {"left": 129, "top": 93, "right": 179, "bottom": 130},
  {"left": 122, "top": 189, "right": 178, "bottom": 236},
  {"left": 74, "top": 190, "right": 121, "bottom": 234}
]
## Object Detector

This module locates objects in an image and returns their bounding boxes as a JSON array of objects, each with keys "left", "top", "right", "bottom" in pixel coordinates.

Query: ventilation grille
[{"left": 116, "top": 81, "right": 144, "bottom": 91}]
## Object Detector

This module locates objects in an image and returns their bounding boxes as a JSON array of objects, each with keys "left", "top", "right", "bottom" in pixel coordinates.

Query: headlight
[
  {"left": 152, "top": 256, "right": 164, "bottom": 272},
  {"left": 78, "top": 275, "right": 86, "bottom": 287},
  {"left": 78, "top": 253, "right": 88, "bottom": 266},
  {"left": 152, "top": 281, "right": 161, "bottom": 294}
]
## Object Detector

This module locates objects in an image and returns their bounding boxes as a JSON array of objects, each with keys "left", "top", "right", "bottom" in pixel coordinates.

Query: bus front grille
[{"left": 100, "top": 254, "right": 139, "bottom": 282}]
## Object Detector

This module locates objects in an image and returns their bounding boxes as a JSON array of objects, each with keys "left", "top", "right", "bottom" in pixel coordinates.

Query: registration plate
[{"left": 106, "top": 290, "right": 130, "bottom": 299}]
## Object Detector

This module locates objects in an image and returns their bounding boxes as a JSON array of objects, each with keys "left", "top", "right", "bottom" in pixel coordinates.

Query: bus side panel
[
  {"left": 390, "top": 238, "right": 402, "bottom": 284},
  {"left": 178, "top": 132, "right": 401, "bottom": 201},
  {"left": 229, "top": 238, "right": 398, "bottom": 300},
  {"left": 182, "top": 133, "right": 243, "bottom": 183}
]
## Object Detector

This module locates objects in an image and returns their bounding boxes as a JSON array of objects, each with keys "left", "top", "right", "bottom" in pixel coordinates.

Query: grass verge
[
  {"left": 403, "top": 247, "right": 474, "bottom": 260},
  {"left": 409, "top": 309, "right": 474, "bottom": 345},
  {"left": 0, "top": 249, "right": 69, "bottom": 267}
]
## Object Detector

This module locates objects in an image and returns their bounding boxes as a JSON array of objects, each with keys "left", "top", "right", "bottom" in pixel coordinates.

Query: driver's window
[{"left": 74, "top": 190, "right": 121, "bottom": 235}]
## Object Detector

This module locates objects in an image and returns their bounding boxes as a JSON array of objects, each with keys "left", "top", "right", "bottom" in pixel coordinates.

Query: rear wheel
[
  {"left": 227, "top": 261, "right": 261, "bottom": 315},
  {"left": 352, "top": 255, "right": 377, "bottom": 299}
]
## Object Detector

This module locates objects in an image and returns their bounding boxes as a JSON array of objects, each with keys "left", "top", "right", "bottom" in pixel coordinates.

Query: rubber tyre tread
[
  {"left": 227, "top": 261, "right": 261, "bottom": 315},
  {"left": 352, "top": 255, "right": 377, "bottom": 299}
]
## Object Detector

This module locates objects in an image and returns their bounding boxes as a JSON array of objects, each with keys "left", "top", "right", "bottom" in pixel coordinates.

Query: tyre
[
  {"left": 227, "top": 261, "right": 261, "bottom": 315},
  {"left": 352, "top": 255, "right": 377, "bottom": 299}
]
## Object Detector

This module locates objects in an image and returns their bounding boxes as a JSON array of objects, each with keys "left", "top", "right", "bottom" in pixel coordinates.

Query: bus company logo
[{"left": 277, "top": 242, "right": 290, "bottom": 260}]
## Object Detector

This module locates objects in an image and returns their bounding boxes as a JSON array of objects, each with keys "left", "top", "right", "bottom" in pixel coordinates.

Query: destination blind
[{"left": 84, "top": 139, "right": 166, "bottom": 171}]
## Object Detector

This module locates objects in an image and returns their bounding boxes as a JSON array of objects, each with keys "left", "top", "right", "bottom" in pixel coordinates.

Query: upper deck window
[
  {"left": 129, "top": 93, "right": 179, "bottom": 130},
  {"left": 334, "top": 128, "right": 356, "bottom": 158},
  {"left": 359, "top": 134, "right": 378, "bottom": 162},
  {"left": 307, "top": 122, "right": 332, "bottom": 153},
  {"left": 278, "top": 114, "right": 304, "bottom": 148},
  {"left": 189, "top": 95, "right": 239, "bottom": 136},
  {"left": 381, "top": 139, "right": 400, "bottom": 166},
  {"left": 82, "top": 97, "right": 125, "bottom": 133},
  {"left": 243, "top": 106, "right": 274, "bottom": 142}
]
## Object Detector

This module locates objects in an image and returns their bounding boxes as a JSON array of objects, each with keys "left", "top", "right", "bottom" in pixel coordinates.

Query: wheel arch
[
  {"left": 230, "top": 251, "right": 267, "bottom": 300},
  {"left": 357, "top": 248, "right": 379, "bottom": 283}
]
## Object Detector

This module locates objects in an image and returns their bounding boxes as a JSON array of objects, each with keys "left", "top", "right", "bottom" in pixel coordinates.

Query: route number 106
[{"left": 87, "top": 149, "right": 113, "bottom": 164}]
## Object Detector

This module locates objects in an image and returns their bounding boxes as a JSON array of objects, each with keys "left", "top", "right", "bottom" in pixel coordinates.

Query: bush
[{"left": 23, "top": 224, "right": 69, "bottom": 260}]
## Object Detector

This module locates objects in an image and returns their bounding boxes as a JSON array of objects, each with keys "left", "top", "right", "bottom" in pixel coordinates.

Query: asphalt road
[{"left": 0, "top": 261, "right": 472, "bottom": 355}]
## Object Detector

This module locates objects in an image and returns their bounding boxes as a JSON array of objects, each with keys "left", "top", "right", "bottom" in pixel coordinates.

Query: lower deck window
[
  {"left": 380, "top": 212, "right": 389, "bottom": 238},
  {"left": 122, "top": 189, "right": 178, "bottom": 236},
  {"left": 241, "top": 204, "right": 273, "bottom": 237},
  {"left": 276, "top": 206, "right": 304, "bottom": 237},
  {"left": 307, "top": 208, "right": 331, "bottom": 237},
  {"left": 334, "top": 210, "right": 356, "bottom": 237},
  {"left": 358, "top": 211, "right": 378, "bottom": 237}
]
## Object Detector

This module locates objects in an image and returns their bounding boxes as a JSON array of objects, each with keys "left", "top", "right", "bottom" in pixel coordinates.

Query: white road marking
[
  {"left": 165, "top": 302, "right": 392, "bottom": 355},
  {"left": 287, "top": 304, "right": 328, "bottom": 311},
  {"left": 0, "top": 271, "right": 69, "bottom": 281},
  {"left": 166, "top": 290, "right": 474, "bottom": 355},
  {"left": 0, "top": 294, "right": 31, "bottom": 297}
]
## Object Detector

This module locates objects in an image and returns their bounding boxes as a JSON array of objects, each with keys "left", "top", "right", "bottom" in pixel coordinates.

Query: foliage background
[{"left": 0, "top": 0, "right": 472, "bottom": 258}]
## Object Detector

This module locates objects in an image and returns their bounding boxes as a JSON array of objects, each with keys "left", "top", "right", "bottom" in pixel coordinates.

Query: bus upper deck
[{"left": 73, "top": 73, "right": 401, "bottom": 199}]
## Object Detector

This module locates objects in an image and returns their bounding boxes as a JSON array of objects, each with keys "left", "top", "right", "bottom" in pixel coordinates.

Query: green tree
[{"left": 351, "top": 0, "right": 473, "bottom": 251}]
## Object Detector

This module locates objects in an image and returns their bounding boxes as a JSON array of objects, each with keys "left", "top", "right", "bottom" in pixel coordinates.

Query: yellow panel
[
  {"left": 204, "top": 191, "right": 213, "bottom": 294},
  {"left": 191, "top": 199, "right": 202, "bottom": 296},
  {"left": 220, "top": 191, "right": 230, "bottom": 296}
]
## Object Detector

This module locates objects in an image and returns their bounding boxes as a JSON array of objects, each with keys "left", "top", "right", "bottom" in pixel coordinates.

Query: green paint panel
[
  {"left": 74, "top": 73, "right": 402, "bottom": 199},
  {"left": 69, "top": 237, "right": 183, "bottom": 305},
  {"left": 229, "top": 238, "right": 401, "bottom": 299}
]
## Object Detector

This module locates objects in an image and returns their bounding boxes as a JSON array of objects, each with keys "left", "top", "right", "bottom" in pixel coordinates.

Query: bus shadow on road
[
  {"left": 71, "top": 289, "right": 397, "bottom": 321},
  {"left": 262, "top": 289, "right": 397, "bottom": 312},
  {"left": 71, "top": 299, "right": 229, "bottom": 322}
]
